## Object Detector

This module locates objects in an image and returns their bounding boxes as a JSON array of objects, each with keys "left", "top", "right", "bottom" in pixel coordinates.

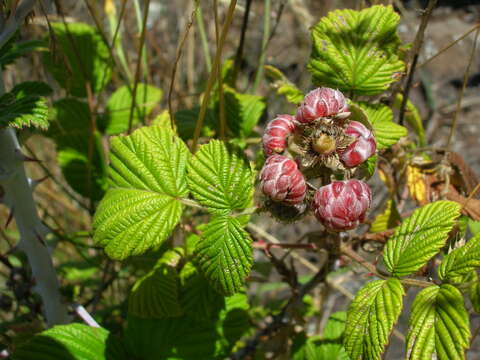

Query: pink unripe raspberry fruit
[
  {"left": 259, "top": 155, "right": 306, "bottom": 205},
  {"left": 339, "top": 121, "right": 376, "bottom": 167},
  {"left": 313, "top": 179, "right": 372, "bottom": 231},
  {"left": 262, "top": 114, "right": 296, "bottom": 157},
  {"left": 296, "top": 87, "right": 349, "bottom": 124}
]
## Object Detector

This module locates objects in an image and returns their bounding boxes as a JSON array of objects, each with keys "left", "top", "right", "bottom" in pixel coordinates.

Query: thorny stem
[
  {"left": 398, "top": 0, "right": 438, "bottom": 126},
  {"left": 0, "top": 0, "right": 68, "bottom": 326},
  {"left": 231, "top": 0, "right": 252, "bottom": 88}
]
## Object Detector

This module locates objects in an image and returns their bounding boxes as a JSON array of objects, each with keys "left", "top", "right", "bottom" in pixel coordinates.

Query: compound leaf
[
  {"left": 439, "top": 233, "right": 480, "bottom": 280},
  {"left": 195, "top": 216, "right": 253, "bottom": 296},
  {"left": 13, "top": 323, "right": 127, "bottom": 360},
  {"left": 383, "top": 201, "right": 461, "bottom": 277},
  {"left": 187, "top": 140, "right": 253, "bottom": 214},
  {"left": 308, "top": 5, "right": 404, "bottom": 96},
  {"left": 344, "top": 278, "right": 404, "bottom": 360},
  {"left": 93, "top": 125, "right": 190, "bottom": 260},
  {"left": 406, "top": 284, "right": 470, "bottom": 360}
]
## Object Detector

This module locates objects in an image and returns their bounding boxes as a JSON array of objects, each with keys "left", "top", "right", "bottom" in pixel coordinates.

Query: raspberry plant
[{"left": 1, "top": 2, "right": 480, "bottom": 360}]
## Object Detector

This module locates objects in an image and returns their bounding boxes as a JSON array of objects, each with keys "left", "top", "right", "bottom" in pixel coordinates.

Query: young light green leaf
[
  {"left": 93, "top": 125, "right": 190, "bottom": 260},
  {"left": 13, "top": 323, "right": 127, "bottom": 360},
  {"left": 43, "top": 22, "right": 112, "bottom": 97},
  {"left": 439, "top": 233, "right": 480, "bottom": 280},
  {"left": 195, "top": 216, "right": 253, "bottom": 296},
  {"left": 370, "top": 199, "right": 400, "bottom": 233},
  {"left": 265, "top": 65, "right": 305, "bottom": 105},
  {"left": 354, "top": 102, "right": 408, "bottom": 150},
  {"left": 187, "top": 140, "right": 253, "bottom": 214},
  {"left": 223, "top": 86, "right": 266, "bottom": 137},
  {"left": 179, "top": 262, "right": 225, "bottom": 321},
  {"left": 406, "top": 284, "right": 470, "bottom": 360},
  {"left": 394, "top": 94, "right": 426, "bottom": 146},
  {"left": 129, "top": 250, "right": 183, "bottom": 319},
  {"left": 101, "top": 83, "right": 163, "bottom": 135},
  {"left": 125, "top": 293, "right": 250, "bottom": 360},
  {"left": 0, "top": 82, "right": 50, "bottom": 130},
  {"left": 308, "top": 5, "right": 404, "bottom": 96},
  {"left": 344, "top": 278, "right": 404, "bottom": 360},
  {"left": 383, "top": 201, "right": 461, "bottom": 277}
]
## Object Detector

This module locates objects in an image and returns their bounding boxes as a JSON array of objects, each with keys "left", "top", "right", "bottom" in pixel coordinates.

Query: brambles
[{"left": 259, "top": 87, "right": 375, "bottom": 229}]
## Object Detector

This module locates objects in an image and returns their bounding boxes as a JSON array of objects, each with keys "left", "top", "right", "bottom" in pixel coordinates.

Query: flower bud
[
  {"left": 313, "top": 179, "right": 372, "bottom": 231},
  {"left": 262, "top": 114, "right": 296, "bottom": 157},
  {"left": 339, "top": 121, "right": 376, "bottom": 167},
  {"left": 296, "top": 87, "right": 349, "bottom": 124},
  {"left": 259, "top": 155, "right": 306, "bottom": 205}
]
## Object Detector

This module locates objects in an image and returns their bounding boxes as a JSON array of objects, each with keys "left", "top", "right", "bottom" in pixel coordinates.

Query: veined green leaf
[
  {"left": 195, "top": 216, "right": 253, "bottom": 296},
  {"left": 344, "top": 278, "right": 404, "bottom": 360},
  {"left": 174, "top": 106, "right": 217, "bottom": 140},
  {"left": 0, "top": 38, "right": 47, "bottom": 67},
  {"left": 101, "top": 83, "right": 163, "bottom": 135},
  {"left": 129, "top": 250, "right": 183, "bottom": 318},
  {"left": 0, "top": 82, "right": 51, "bottom": 130},
  {"left": 13, "top": 323, "right": 127, "bottom": 360},
  {"left": 49, "top": 98, "right": 107, "bottom": 200},
  {"left": 439, "top": 232, "right": 480, "bottom": 280},
  {"left": 469, "top": 271, "right": 480, "bottom": 313},
  {"left": 125, "top": 293, "right": 250, "bottom": 360},
  {"left": 179, "top": 262, "right": 225, "bottom": 321},
  {"left": 223, "top": 86, "right": 266, "bottom": 137},
  {"left": 308, "top": 5, "right": 404, "bottom": 96},
  {"left": 370, "top": 199, "right": 400, "bottom": 233},
  {"left": 43, "top": 22, "right": 111, "bottom": 97},
  {"left": 187, "top": 140, "right": 253, "bottom": 214},
  {"left": 406, "top": 284, "right": 470, "bottom": 360},
  {"left": 383, "top": 201, "right": 461, "bottom": 277},
  {"left": 93, "top": 125, "right": 190, "bottom": 260},
  {"left": 354, "top": 102, "right": 407, "bottom": 150}
]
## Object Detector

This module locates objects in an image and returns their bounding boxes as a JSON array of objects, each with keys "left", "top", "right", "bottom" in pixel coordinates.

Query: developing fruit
[
  {"left": 263, "top": 114, "right": 296, "bottom": 157},
  {"left": 313, "top": 179, "right": 372, "bottom": 231},
  {"left": 259, "top": 155, "right": 306, "bottom": 205},
  {"left": 339, "top": 121, "right": 376, "bottom": 167},
  {"left": 295, "top": 87, "right": 349, "bottom": 124}
]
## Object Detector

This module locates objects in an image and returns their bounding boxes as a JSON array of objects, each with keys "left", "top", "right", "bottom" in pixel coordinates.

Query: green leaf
[
  {"left": 0, "top": 38, "right": 47, "bottom": 67},
  {"left": 179, "top": 262, "right": 225, "bottom": 321},
  {"left": 308, "top": 5, "right": 404, "bottom": 96},
  {"left": 195, "top": 216, "right": 253, "bottom": 296},
  {"left": 265, "top": 65, "right": 305, "bottom": 104},
  {"left": 439, "top": 233, "right": 480, "bottom": 280},
  {"left": 129, "top": 250, "right": 183, "bottom": 318},
  {"left": 174, "top": 106, "right": 217, "bottom": 140},
  {"left": 101, "top": 83, "right": 163, "bottom": 135},
  {"left": 370, "top": 199, "right": 400, "bottom": 233},
  {"left": 43, "top": 22, "right": 111, "bottom": 97},
  {"left": 469, "top": 271, "right": 480, "bottom": 313},
  {"left": 354, "top": 102, "right": 407, "bottom": 150},
  {"left": 48, "top": 98, "right": 107, "bottom": 200},
  {"left": 223, "top": 86, "right": 265, "bottom": 137},
  {"left": 93, "top": 125, "right": 190, "bottom": 260},
  {"left": 13, "top": 323, "right": 127, "bottom": 360},
  {"left": 393, "top": 94, "right": 426, "bottom": 146},
  {"left": 344, "top": 278, "right": 404, "bottom": 360},
  {"left": 187, "top": 140, "right": 253, "bottom": 214},
  {"left": 0, "top": 82, "right": 50, "bottom": 130},
  {"left": 125, "top": 293, "right": 250, "bottom": 360},
  {"left": 383, "top": 201, "right": 461, "bottom": 277},
  {"left": 406, "top": 284, "right": 470, "bottom": 360}
]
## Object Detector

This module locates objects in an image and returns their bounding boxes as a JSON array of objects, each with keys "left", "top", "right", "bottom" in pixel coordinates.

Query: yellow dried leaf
[{"left": 407, "top": 165, "right": 428, "bottom": 205}]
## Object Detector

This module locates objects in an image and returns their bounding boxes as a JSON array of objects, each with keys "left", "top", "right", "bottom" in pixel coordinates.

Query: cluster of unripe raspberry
[{"left": 259, "top": 87, "right": 375, "bottom": 231}]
